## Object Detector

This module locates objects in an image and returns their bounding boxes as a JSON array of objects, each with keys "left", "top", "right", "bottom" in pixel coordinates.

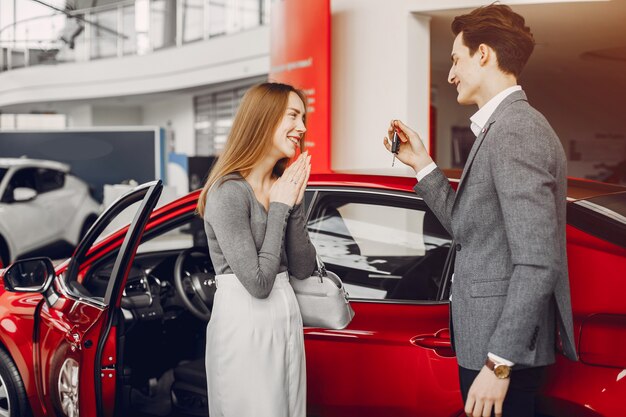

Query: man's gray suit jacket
[{"left": 415, "top": 90, "right": 578, "bottom": 370}]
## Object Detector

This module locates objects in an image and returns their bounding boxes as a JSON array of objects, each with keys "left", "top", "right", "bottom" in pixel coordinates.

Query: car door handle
[
  {"left": 410, "top": 328, "right": 455, "bottom": 357},
  {"left": 65, "top": 328, "right": 82, "bottom": 352}
]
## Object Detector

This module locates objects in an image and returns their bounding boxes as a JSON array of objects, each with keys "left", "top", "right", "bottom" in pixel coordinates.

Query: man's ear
[{"left": 478, "top": 44, "right": 492, "bottom": 66}]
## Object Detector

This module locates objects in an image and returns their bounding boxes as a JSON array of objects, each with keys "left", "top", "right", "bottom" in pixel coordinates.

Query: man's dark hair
[{"left": 452, "top": 4, "right": 535, "bottom": 78}]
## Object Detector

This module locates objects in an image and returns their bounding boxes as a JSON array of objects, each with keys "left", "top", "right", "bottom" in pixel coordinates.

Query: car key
[{"left": 391, "top": 131, "right": 400, "bottom": 166}]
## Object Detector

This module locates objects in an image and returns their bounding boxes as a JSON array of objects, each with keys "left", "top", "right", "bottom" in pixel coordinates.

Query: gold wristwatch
[{"left": 485, "top": 357, "right": 511, "bottom": 379}]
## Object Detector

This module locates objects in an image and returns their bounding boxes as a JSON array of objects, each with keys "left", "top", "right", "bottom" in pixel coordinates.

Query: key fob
[{"left": 391, "top": 131, "right": 401, "bottom": 154}]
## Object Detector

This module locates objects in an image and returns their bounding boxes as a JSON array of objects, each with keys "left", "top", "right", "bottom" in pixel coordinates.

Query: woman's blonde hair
[{"left": 196, "top": 82, "right": 307, "bottom": 216}]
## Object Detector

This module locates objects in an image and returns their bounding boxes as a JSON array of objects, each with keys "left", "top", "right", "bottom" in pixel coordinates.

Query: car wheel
[{"left": 0, "top": 348, "right": 29, "bottom": 417}]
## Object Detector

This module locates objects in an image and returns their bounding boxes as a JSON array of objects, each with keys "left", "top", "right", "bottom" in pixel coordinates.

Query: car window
[
  {"left": 37, "top": 168, "right": 65, "bottom": 193},
  {"left": 65, "top": 200, "right": 141, "bottom": 299},
  {"left": 2, "top": 168, "right": 37, "bottom": 202},
  {"left": 0, "top": 168, "right": 7, "bottom": 183},
  {"left": 79, "top": 211, "right": 203, "bottom": 301},
  {"left": 66, "top": 193, "right": 166, "bottom": 301},
  {"left": 307, "top": 192, "right": 452, "bottom": 302},
  {"left": 303, "top": 190, "right": 315, "bottom": 211},
  {"left": 136, "top": 217, "right": 198, "bottom": 254}
]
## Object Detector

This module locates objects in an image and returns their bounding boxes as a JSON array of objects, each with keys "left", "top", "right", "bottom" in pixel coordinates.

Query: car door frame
[
  {"left": 34, "top": 180, "right": 162, "bottom": 417},
  {"left": 302, "top": 185, "right": 461, "bottom": 417},
  {"left": 305, "top": 185, "right": 456, "bottom": 302}
]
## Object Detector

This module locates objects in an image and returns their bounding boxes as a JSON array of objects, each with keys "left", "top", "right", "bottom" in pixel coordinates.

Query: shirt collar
[{"left": 469, "top": 85, "right": 522, "bottom": 137}]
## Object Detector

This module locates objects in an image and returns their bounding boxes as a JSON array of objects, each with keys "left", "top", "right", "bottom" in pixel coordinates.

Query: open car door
[{"left": 32, "top": 180, "right": 162, "bottom": 417}]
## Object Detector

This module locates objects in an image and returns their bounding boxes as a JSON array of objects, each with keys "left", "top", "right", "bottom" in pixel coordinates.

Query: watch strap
[{"left": 485, "top": 357, "right": 511, "bottom": 379}]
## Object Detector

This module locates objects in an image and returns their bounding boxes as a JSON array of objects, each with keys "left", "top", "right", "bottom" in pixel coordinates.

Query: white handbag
[{"left": 290, "top": 255, "right": 355, "bottom": 329}]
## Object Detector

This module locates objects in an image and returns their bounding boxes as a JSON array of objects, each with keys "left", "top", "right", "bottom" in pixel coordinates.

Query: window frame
[
  {"left": 305, "top": 186, "right": 454, "bottom": 305},
  {"left": 1, "top": 167, "right": 38, "bottom": 202},
  {"left": 36, "top": 168, "right": 66, "bottom": 194}
]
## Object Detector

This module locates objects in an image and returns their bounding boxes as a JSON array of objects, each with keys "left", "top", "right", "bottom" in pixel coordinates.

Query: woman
[{"left": 197, "top": 82, "right": 317, "bottom": 417}]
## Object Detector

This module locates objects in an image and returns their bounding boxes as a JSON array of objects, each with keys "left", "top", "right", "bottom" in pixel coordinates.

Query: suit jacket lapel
[
  {"left": 456, "top": 122, "right": 493, "bottom": 193},
  {"left": 455, "top": 90, "right": 529, "bottom": 197}
]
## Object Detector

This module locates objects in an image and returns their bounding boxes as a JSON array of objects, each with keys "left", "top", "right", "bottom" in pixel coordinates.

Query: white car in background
[{"left": 0, "top": 158, "right": 102, "bottom": 266}]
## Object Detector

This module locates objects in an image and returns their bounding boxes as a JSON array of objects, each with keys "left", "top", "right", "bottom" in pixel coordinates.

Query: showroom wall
[
  {"left": 93, "top": 106, "right": 143, "bottom": 127},
  {"left": 142, "top": 94, "right": 195, "bottom": 156},
  {"left": 431, "top": 69, "right": 474, "bottom": 169},
  {"left": 330, "top": 0, "right": 431, "bottom": 176}
]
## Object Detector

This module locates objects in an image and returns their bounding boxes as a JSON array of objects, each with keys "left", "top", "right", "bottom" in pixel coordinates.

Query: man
[{"left": 384, "top": 4, "right": 578, "bottom": 417}]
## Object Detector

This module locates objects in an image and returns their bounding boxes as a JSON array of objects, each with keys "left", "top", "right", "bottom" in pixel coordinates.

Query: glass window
[
  {"left": 183, "top": 0, "right": 204, "bottom": 43},
  {"left": 78, "top": 210, "right": 201, "bottom": 301},
  {"left": 67, "top": 199, "right": 142, "bottom": 300},
  {"left": 194, "top": 81, "right": 261, "bottom": 156},
  {"left": 37, "top": 168, "right": 65, "bottom": 193},
  {"left": 136, "top": 217, "right": 198, "bottom": 254},
  {"left": 150, "top": 0, "right": 177, "bottom": 50},
  {"left": 240, "top": 0, "right": 261, "bottom": 29},
  {"left": 91, "top": 9, "right": 118, "bottom": 59},
  {"left": 208, "top": 0, "right": 227, "bottom": 37},
  {"left": 122, "top": 5, "right": 137, "bottom": 55},
  {"left": 0, "top": 168, "right": 7, "bottom": 183},
  {"left": 307, "top": 195, "right": 452, "bottom": 302},
  {"left": 2, "top": 168, "right": 37, "bottom": 202},
  {"left": 303, "top": 190, "right": 315, "bottom": 212}
]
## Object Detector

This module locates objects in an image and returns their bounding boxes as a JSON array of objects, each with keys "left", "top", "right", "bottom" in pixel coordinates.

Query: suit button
[{"left": 455, "top": 244, "right": 462, "bottom": 252}]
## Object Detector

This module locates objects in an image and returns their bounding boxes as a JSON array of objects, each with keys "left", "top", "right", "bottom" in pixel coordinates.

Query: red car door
[
  {"left": 34, "top": 181, "right": 162, "bottom": 417},
  {"left": 304, "top": 188, "right": 463, "bottom": 417}
]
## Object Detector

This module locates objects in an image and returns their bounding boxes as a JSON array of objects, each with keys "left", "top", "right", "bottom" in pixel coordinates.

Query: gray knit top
[{"left": 203, "top": 173, "right": 317, "bottom": 298}]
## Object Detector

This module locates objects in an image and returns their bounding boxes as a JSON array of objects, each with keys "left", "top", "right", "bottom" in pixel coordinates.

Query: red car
[{"left": 0, "top": 174, "right": 625, "bottom": 417}]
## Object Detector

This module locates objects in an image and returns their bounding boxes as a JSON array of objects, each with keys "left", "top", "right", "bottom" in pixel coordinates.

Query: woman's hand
[
  {"left": 270, "top": 152, "right": 308, "bottom": 207},
  {"left": 383, "top": 119, "right": 434, "bottom": 173},
  {"left": 296, "top": 153, "right": 311, "bottom": 205}
]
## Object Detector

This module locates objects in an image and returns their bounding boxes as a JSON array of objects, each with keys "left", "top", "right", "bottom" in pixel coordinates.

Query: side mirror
[
  {"left": 2, "top": 257, "right": 55, "bottom": 293},
  {"left": 13, "top": 187, "right": 37, "bottom": 202}
]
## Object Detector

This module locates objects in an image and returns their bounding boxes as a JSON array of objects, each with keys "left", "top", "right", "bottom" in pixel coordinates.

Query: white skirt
[{"left": 205, "top": 271, "right": 306, "bottom": 417}]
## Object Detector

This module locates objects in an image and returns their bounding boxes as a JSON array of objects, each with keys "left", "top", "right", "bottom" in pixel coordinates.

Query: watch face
[{"left": 494, "top": 364, "right": 511, "bottom": 379}]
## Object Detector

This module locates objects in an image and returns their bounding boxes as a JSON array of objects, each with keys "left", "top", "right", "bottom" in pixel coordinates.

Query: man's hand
[
  {"left": 383, "top": 119, "right": 433, "bottom": 173},
  {"left": 465, "top": 366, "right": 510, "bottom": 417}
]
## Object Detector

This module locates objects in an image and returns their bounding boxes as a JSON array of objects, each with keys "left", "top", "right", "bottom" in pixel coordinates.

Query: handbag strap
[{"left": 315, "top": 254, "right": 327, "bottom": 279}]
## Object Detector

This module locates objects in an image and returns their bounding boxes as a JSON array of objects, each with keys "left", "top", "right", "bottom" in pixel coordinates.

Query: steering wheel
[{"left": 174, "top": 247, "right": 216, "bottom": 321}]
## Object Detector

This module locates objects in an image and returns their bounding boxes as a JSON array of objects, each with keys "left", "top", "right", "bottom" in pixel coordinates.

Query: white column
[
  {"left": 407, "top": 13, "right": 431, "bottom": 154},
  {"left": 331, "top": 0, "right": 431, "bottom": 176},
  {"left": 66, "top": 104, "right": 93, "bottom": 127}
]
